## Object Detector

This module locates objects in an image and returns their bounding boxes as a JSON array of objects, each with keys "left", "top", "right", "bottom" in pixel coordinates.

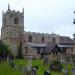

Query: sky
[{"left": 0, "top": 0, "right": 75, "bottom": 38}]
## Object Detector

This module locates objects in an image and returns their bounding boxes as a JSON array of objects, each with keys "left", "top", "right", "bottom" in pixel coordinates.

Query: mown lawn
[{"left": 0, "top": 59, "right": 73, "bottom": 75}]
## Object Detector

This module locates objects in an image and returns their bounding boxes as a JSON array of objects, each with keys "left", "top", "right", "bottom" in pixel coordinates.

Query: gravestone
[
  {"left": 8, "top": 55, "right": 14, "bottom": 68},
  {"left": 9, "top": 60, "right": 15, "bottom": 68},
  {"left": 31, "top": 67, "right": 37, "bottom": 75},
  {"left": 72, "top": 68, "right": 75, "bottom": 75},
  {"left": 62, "top": 68, "right": 69, "bottom": 75},
  {"left": 62, "top": 58, "right": 67, "bottom": 64},
  {"left": 44, "top": 70, "right": 50, "bottom": 75},
  {"left": 11, "top": 63, "right": 16, "bottom": 68},
  {"left": 43, "top": 55, "right": 48, "bottom": 64},
  {"left": 26, "top": 60, "right": 32, "bottom": 75},
  {"left": 21, "top": 67, "right": 27, "bottom": 73}
]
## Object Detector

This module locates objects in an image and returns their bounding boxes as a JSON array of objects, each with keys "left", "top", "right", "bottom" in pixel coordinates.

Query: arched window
[
  {"left": 42, "top": 36, "right": 45, "bottom": 43},
  {"left": 14, "top": 17, "right": 18, "bottom": 24},
  {"left": 52, "top": 37, "right": 56, "bottom": 43},
  {"left": 25, "top": 46, "right": 27, "bottom": 54},
  {"left": 28, "top": 35, "right": 32, "bottom": 42},
  {"left": 37, "top": 48, "right": 40, "bottom": 54}
]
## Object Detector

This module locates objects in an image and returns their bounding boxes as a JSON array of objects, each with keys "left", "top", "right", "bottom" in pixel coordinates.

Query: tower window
[
  {"left": 42, "top": 36, "right": 45, "bottom": 43},
  {"left": 14, "top": 17, "right": 18, "bottom": 24},
  {"left": 28, "top": 35, "right": 32, "bottom": 42}
]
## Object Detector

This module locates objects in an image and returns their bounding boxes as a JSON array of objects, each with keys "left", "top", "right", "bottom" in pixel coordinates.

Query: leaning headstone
[
  {"left": 44, "top": 70, "right": 50, "bottom": 75},
  {"left": 72, "top": 68, "right": 75, "bottom": 75}
]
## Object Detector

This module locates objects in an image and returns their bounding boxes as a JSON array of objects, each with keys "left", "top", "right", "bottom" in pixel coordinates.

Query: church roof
[
  {"left": 26, "top": 42, "right": 73, "bottom": 48},
  {"left": 41, "top": 42, "right": 72, "bottom": 54},
  {"left": 58, "top": 44, "right": 72, "bottom": 48},
  {"left": 42, "top": 42, "right": 58, "bottom": 54},
  {"left": 59, "top": 36, "right": 75, "bottom": 44}
]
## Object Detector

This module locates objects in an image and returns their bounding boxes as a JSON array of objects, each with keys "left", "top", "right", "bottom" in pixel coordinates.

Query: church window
[
  {"left": 42, "top": 36, "right": 45, "bottom": 43},
  {"left": 25, "top": 46, "right": 27, "bottom": 54},
  {"left": 28, "top": 35, "right": 32, "bottom": 42},
  {"left": 14, "top": 17, "right": 18, "bottom": 24},
  {"left": 37, "top": 48, "right": 40, "bottom": 54},
  {"left": 52, "top": 37, "right": 56, "bottom": 43}
]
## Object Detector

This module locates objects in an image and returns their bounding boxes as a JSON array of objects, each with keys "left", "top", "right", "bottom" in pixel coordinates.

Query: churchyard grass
[
  {"left": 0, "top": 61, "right": 25, "bottom": 75},
  {"left": 15, "top": 59, "right": 72, "bottom": 75},
  {"left": 0, "top": 59, "right": 73, "bottom": 75}
]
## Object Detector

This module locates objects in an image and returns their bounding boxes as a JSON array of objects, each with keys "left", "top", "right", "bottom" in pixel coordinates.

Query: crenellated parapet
[
  {"left": 3, "top": 4, "right": 24, "bottom": 15},
  {"left": 2, "top": 4, "right": 24, "bottom": 28},
  {"left": 21, "top": 31, "right": 60, "bottom": 44}
]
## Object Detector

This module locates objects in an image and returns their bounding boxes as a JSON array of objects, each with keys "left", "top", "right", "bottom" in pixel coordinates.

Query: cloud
[{"left": 0, "top": 0, "right": 75, "bottom": 38}]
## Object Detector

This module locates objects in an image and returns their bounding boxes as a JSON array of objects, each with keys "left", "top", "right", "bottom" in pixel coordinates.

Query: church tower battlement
[{"left": 1, "top": 4, "right": 24, "bottom": 56}]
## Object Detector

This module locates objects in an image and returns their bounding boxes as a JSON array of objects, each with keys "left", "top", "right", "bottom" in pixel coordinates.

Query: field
[{"left": 0, "top": 59, "right": 72, "bottom": 75}]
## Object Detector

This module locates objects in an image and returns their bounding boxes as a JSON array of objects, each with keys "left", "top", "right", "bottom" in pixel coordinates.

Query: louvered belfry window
[{"left": 14, "top": 17, "right": 18, "bottom": 24}]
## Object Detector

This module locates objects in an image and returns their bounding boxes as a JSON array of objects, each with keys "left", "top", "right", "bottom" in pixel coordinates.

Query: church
[{"left": 1, "top": 5, "right": 75, "bottom": 61}]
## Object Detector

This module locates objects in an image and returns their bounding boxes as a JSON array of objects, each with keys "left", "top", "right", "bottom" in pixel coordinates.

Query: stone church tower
[{"left": 1, "top": 5, "right": 24, "bottom": 56}]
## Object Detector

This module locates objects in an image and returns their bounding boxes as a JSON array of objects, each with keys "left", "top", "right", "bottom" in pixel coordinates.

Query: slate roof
[
  {"left": 58, "top": 44, "right": 72, "bottom": 48},
  {"left": 59, "top": 36, "right": 75, "bottom": 44},
  {"left": 41, "top": 42, "right": 58, "bottom": 54},
  {"left": 41, "top": 43, "right": 73, "bottom": 54}
]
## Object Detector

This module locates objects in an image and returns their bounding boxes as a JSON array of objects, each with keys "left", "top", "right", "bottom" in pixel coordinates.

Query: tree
[
  {"left": 0, "top": 40, "right": 11, "bottom": 59},
  {"left": 16, "top": 42, "right": 23, "bottom": 59}
]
